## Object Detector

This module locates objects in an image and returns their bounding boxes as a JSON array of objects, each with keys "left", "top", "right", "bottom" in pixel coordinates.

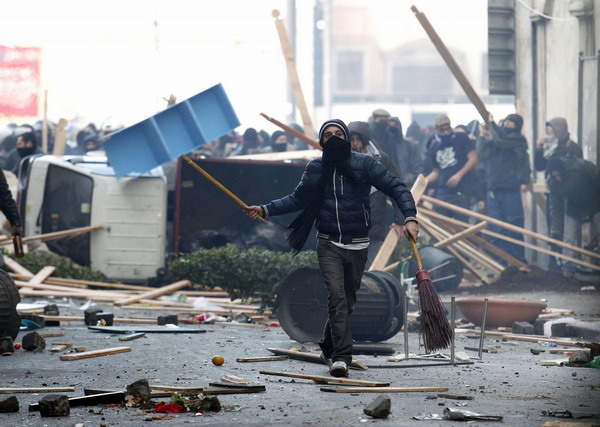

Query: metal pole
[
  {"left": 450, "top": 297, "right": 455, "bottom": 363},
  {"left": 403, "top": 295, "right": 409, "bottom": 359},
  {"left": 478, "top": 298, "right": 489, "bottom": 360}
]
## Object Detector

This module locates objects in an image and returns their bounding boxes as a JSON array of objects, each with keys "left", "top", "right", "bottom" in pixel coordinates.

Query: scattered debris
[
  {"left": 322, "top": 386, "right": 449, "bottom": 393},
  {"left": 118, "top": 332, "right": 146, "bottom": 342},
  {"left": 0, "top": 336, "right": 14, "bottom": 354},
  {"left": 0, "top": 387, "right": 75, "bottom": 394},
  {"left": 512, "top": 321, "right": 534, "bottom": 335},
  {"left": 236, "top": 356, "right": 288, "bottom": 363},
  {"left": 29, "top": 391, "right": 125, "bottom": 411},
  {"left": 59, "top": 346, "right": 131, "bottom": 361},
  {"left": 22, "top": 332, "right": 45, "bottom": 352},
  {"left": 363, "top": 395, "right": 391, "bottom": 419},
  {"left": 443, "top": 407, "right": 502, "bottom": 421},
  {"left": 157, "top": 315, "right": 178, "bottom": 326},
  {"left": 0, "top": 396, "right": 19, "bottom": 413},
  {"left": 260, "top": 370, "right": 389, "bottom": 387},
  {"left": 38, "top": 394, "right": 70, "bottom": 417},
  {"left": 126, "top": 379, "right": 151, "bottom": 401},
  {"left": 437, "top": 393, "right": 474, "bottom": 400}
]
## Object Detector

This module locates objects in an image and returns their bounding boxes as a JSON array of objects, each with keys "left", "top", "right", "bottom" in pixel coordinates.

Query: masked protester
[
  {"left": 244, "top": 119, "right": 418, "bottom": 378},
  {"left": 534, "top": 117, "right": 583, "bottom": 271},
  {"left": 4, "top": 132, "right": 44, "bottom": 175},
  {"left": 426, "top": 115, "right": 479, "bottom": 222},
  {"left": 270, "top": 131, "right": 289, "bottom": 153},
  {"left": 479, "top": 113, "right": 530, "bottom": 264}
]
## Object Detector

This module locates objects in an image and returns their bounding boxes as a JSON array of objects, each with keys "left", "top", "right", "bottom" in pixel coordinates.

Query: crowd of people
[{"left": 1, "top": 108, "right": 598, "bottom": 277}]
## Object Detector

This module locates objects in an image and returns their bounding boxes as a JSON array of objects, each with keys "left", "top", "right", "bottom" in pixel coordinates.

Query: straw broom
[{"left": 408, "top": 234, "right": 453, "bottom": 352}]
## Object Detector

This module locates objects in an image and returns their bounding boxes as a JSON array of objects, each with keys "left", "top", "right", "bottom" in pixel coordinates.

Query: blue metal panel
[{"left": 104, "top": 83, "right": 240, "bottom": 177}]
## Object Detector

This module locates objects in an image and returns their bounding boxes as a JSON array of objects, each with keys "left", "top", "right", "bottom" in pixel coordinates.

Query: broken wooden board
[
  {"left": 88, "top": 326, "right": 207, "bottom": 334},
  {"left": 320, "top": 386, "right": 449, "bottom": 393},
  {"left": 114, "top": 280, "right": 191, "bottom": 306},
  {"left": 0, "top": 386, "right": 75, "bottom": 394},
  {"left": 29, "top": 391, "right": 125, "bottom": 411},
  {"left": 59, "top": 346, "right": 131, "bottom": 361},
  {"left": 259, "top": 370, "right": 389, "bottom": 387},
  {"left": 267, "top": 347, "right": 368, "bottom": 370},
  {"left": 151, "top": 385, "right": 204, "bottom": 393},
  {"left": 85, "top": 387, "right": 264, "bottom": 398},
  {"left": 236, "top": 356, "right": 289, "bottom": 363},
  {"left": 221, "top": 375, "right": 248, "bottom": 384},
  {"left": 50, "top": 343, "right": 72, "bottom": 353},
  {"left": 26, "top": 266, "right": 56, "bottom": 287}
]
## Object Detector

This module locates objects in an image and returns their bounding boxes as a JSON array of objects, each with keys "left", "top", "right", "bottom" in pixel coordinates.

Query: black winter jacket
[
  {"left": 263, "top": 153, "right": 416, "bottom": 244},
  {"left": 0, "top": 169, "right": 21, "bottom": 227}
]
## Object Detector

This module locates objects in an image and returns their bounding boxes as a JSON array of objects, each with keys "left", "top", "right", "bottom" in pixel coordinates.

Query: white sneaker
[{"left": 330, "top": 361, "right": 348, "bottom": 377}]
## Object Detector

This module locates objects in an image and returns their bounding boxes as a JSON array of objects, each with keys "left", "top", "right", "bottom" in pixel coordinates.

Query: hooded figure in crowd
[
  {"left": 387, "top": 116, "right": 423, "bottom": 187},
  {"left": 4, "top": 131, "right": 44, "bottom": 175},
  {"left": 347, "top": 121, "right": 406, "bottom": 265},
  {"left": 270, "top": 130, "right": 290, "bottom": 153},
  {"left": 244, "top": 119, "right": 418, "bottom": 379},
  {"left": 479, "top": 113, "right": 531, "bottom": 264}
]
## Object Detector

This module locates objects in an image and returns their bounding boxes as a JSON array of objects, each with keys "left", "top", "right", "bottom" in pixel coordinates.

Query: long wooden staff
[
  {"left": 180, "top": 155, "right": 268, "bottom": 223},
  {"left": 260, "top": 113, "right": 321, "bottom": 150}
]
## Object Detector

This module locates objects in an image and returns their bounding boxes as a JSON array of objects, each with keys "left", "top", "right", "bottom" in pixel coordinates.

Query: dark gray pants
[{"left": 317, "top": 240, "right": 368, "bottom": 365}]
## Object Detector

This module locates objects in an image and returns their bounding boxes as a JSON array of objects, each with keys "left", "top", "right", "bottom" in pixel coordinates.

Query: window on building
[{"left": 336, "top": 51, "right": 364, "bottom": 91}]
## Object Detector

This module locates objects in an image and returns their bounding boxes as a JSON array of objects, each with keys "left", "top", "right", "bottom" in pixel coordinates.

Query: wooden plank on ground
[
  {"left": 370, "top": 174, "right": 428, "bottom": 271},
  {"left": 3, "top": 257, "right": 34, "bottom": 277},
  {"left": 236, "top": 356, "right": 288, "bottom": 363},
  {"left": 114, "top": 280, "right": 191, "bottom": 306},
  {"left": 59, "top": 346, "right": 132, "bottom": 361},
  {"left": 0, "top": 386, "right": 75, "bottom": 394},
  {"left": 320, "top": 386, "right": 449, "bottom": 393},
  {"left": 27, "top": 266, "right": 56, "bottom": 286},
  {"left": 29, "top": 391, "right": 125, "bottom": 411},
  {"left": 259, "top": 371, "right": 389, "bottom": 387},
  {"left": 267, "top": 347, "right": 368, "bottom": 370}
]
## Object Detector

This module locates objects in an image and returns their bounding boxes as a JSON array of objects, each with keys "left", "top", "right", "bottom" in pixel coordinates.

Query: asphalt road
[{"left": 2, "top": 289, "right": 599, "bottom": 426}]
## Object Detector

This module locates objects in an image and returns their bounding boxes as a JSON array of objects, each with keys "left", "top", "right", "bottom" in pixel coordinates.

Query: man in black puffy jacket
[
  {"left": 0, "top": 168, "right": 23, "bottom": 237},
  {"left": 244, "top": 119, "right": 418, "bottom": 378}
]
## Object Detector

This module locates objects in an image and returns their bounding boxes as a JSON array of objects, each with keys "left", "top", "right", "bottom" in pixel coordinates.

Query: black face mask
[
  {"left": 388, "top": 126, "right": 400, "bottom": 137},
  {"left": 272, "top": 143, "right": 287, "bottom": 153},
  {"left": 322, "top": 135, "right": 351, "bottom": 167},
  {"left": 18, "top": 147, "right": 35, "bottom": 158}
]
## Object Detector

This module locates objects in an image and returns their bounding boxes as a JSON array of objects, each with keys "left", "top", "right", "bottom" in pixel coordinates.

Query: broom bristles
[{"left": 418, "top": 278, "right": 453, "bottom": 353}]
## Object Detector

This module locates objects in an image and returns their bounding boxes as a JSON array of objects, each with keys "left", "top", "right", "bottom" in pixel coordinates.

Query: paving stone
[
  {"left": 126, "top": 379, "right": 151, "bottom": 400},
  {"left": 39, "top": 395, "right": 69, "bottom": 417},
  {"left": 157, "top": 315, "right": 178, "bottom": 325},
  {"left": 22, "top": 332, "right": 45, "bottom": 352},
  {"left": 0, "top": 396, "right": 19, "bottom": 413},
  {"left": 512, "top": 321, "right": 534, "bottom": 335},
  {"left": 363, "top": 395, "right": 391, "bottom": 419},
  {"left": 0, "top": 336, "right": 14, "bottom": 354}
]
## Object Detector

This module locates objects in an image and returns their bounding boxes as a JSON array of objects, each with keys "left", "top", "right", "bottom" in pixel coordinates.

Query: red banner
[{"left": 0, "top": 46, "right": 41, "bottom": 117}]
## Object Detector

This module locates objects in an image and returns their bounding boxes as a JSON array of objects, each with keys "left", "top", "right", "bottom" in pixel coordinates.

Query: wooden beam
[
  {"left": 370, "top": 174, "right": 428, "bottom": 271},
  {"left": 421, "top": 194, "right": 600, "bottom": 261},
  {"left": 267, "top": 347, "right": 368, "bottom": 370},
  {"left": 321, "top": 386, "right": 449, "bottom": 393},
  {"left": 434, "top": 221, "right": 487, "bottom": 249},
  {"left": 0, "top": 386, "right": 75, "bottom": 394},
  {"left": 230, "top": 149, "right": 320, "bottom": 162},
  {"left": 27, "top": 266, "right": 56, "bottom": 286},
  {"left": 59, "top": 346, "right": 132, "bottom": 361},
  {"left": 419, "top": 204, "right": 600, "bottom": 271},
  {"left": 3, "top": 257, "right": 34, "bottom": 277},
  {"left": 52, "top": 118, "right": 68, "bottom": 156},
  {"left": 114, "top": 280, "right": 191, "bottom": 306},
  {"left": 260, "top": 113, "right": 320, "bottom": 150},
  {"left": 411, "top": 5, "right": 488, "bottom": 123},
  {"left": 272, "top": 10, "right": 315, "bottom": 140},
  {"left": 259, "top": 370, "right": 388, "bottom": 387}
]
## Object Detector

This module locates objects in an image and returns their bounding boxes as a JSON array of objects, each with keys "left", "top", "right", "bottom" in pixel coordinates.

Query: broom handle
[
  {"left": 181, "top": 155, "right": 268, "bottom": 223},
  {"left": 408, "top": 234, "right": 423, "bottom": 270}
]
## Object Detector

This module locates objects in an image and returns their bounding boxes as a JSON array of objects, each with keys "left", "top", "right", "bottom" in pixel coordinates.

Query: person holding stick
[{"left": 244, "top": 119, "right": 418, "bottom": 378}]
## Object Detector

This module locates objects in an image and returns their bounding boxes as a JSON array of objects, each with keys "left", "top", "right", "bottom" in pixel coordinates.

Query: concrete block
[
  {"left": 157, "top": 315, "right": 178, "bottom": 326},
  {"left": 22, "top": 332, "right": 45, "bottom": 352},
  {"left": 533, "top": 319, "right": 546, "bottom": 336},
  {"left": 44, "top": 304, "right": 60, "bottom": 326},
  {"left": 126, "top": 379, "right": 151, "bottom": 400},
  {"left": 512, "top": 321, "right": 534, "bottom": 335},
  {"left": 0, "top": 396, "right": 19, "bottom": 413},
  {"left": 84, "top": 308, "right": 103, "bottom": 326},
  {"left": 551, "top": 323, "right": 577, "bottom": 338},
  {"left": 39, "top": 395, "right": 69, "bottom": 417},
  {"left": 0, "top": 336, "right": 14, "bottom": 354},
  {"left": 363, "top": 395, "right": 391, "bottom": 419},
  {"left": 96, "top": 313, "right": 114, "bottom": 326}
]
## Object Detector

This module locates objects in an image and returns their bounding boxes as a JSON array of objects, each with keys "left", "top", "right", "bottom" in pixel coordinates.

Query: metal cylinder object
[{"left": 276, "top": 267, "right": 406, "bottom": 343}]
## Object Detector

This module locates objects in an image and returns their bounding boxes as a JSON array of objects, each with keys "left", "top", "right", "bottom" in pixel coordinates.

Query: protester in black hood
[
  {"left": 479, "top": 113, "right": 530, "bottom": 264},
  {"left": 270, "top": 130, "right": 289, "bottom": 153},
  {"left": 348, "top": 121, "right": 405, "bottom": 266},
  {"left": 244, "top": 118, "right": 418, "bottom": 379},
  {"left": 387, "top": 116, "right": 423, "bottom": 187},
  {"left": 4, "top": 131, "right": 44, "bottom": 175},
  {"left": 547, "top": 156, "right": 600, "bottom": 276},
  {"left": 230, "top": 128, "right": 271, "bottom": 156},
  {"left": 368, "top": 109, "right": 398, "bottom": 162}
]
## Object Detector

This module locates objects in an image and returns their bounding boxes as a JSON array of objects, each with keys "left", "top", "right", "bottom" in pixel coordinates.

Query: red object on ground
[{"left": 155, "top": 402, "right": 186, "bottom": 413}]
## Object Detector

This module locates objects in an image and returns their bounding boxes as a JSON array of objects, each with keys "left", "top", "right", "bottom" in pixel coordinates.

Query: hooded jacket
[
  {"left": 263, "top": 153, "right": 416, "bottom": 245},
  {"left": 534, "top": 117, "right": 583, "bottom": 172},
  {"left": 479, "top": 116, "right": 531, "bottom": 190},
  {"left": 348, "top": 121, "right": 405, "bottom": 240},
  {"left": 387, "top": 117, "right": 423, "bottom": 186}
]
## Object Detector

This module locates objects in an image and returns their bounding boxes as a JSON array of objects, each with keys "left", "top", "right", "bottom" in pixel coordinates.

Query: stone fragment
[
  {"left": 0, "top": 336, "right": 14, "bottom": 354},
  {"left": 157, "top": 315, "right": 178, "bottom": 326},
  {"left": 363, "top": 395, "right": 391, "bottom": 419},
  {"left": 39, "top": 395, "right": 70, "bottom": 417},
  {"left": 84, "top": 308, "right": 103, "bottom": 326},
  {"left": 0, "top": 396, "right": 19, "bottom": 413},
  {"left": 512, "top": 322, "right": 534, "bottom": 335},
  {"left": 126, "top": 379, "right": 151, "bottom": 401},
  {"left": 22, "top": 332, "right": 46, "bottom": 352}
]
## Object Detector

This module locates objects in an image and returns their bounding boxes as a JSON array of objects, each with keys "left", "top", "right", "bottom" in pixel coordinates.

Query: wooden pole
[
  {"left": 114, "top": 280, "right": 191, "bottom": 306},
  {"left": 260, "top": 113, "right": 320, "bottom": 150},
  {"left": 52, "top": 118, "right": 68, "bottom": 156},
  {"left": 0, "top": 225, "right": 105, "bottom": 247},
  {"left": 421, "top": 194, "right": 600, "bottom": 262},
  {"left": 411, "top": 5, "right": 489, "bottom": 123},
  {"left": 369, "top": 175, "right": 428, "bottom": 271},
  {"left": 272, "top": 9, "right": 315, "bottom": 139},
  {"left": 42, "top": 89, "right": 49, "bottom": 152}
]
